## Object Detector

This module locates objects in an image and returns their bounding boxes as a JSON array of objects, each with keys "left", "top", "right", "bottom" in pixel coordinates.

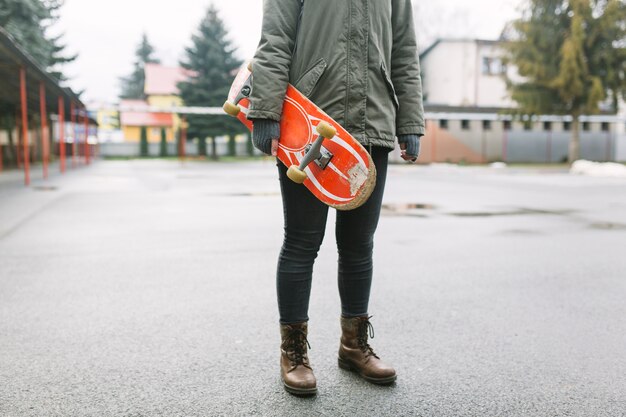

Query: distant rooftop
[
  {"left": 119, "top": 99, "right": 172, "bottom": 127},
  {"left": 420, "top": 38, "right": 504, "bottom": 59},
  {"left": 0, "top": 26, "right": 86, "bottom": 119},
  {"left": 144, "top": 63, "right": 195, "bottom": 96}
]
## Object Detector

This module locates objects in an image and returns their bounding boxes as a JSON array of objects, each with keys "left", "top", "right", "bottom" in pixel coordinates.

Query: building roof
[
  {"left": 120, "top": 112, "right": 173, "bottom": 127},
  {"left": 144, "top": 63, "right": 195, "bottom": 96},
  {"left": 0, "top": 26, "right": 94, "bottom": 123},
  {"left": 420, "top": 38, "right": 504, "bottom": 60},
  {"left": 119, "top": 100, "right": 173, "bottom": 127}
]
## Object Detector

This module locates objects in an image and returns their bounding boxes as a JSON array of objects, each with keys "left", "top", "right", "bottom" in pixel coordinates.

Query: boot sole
[
  {"left": 338, "top": 357, "right": 397, "bottom": 385},
  {"left": 283, "top": 382, "right": 317, "bottom": 396}
]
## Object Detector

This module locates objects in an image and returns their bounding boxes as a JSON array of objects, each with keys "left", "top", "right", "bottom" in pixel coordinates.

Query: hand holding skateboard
[{"left": 223, "top": 61, "right": 376, "bottom": 211}]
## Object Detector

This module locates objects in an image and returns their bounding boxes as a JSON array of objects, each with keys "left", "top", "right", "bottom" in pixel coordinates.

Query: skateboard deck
[{"left": 224, "top": 62, "right": 376, "bottom": 211}]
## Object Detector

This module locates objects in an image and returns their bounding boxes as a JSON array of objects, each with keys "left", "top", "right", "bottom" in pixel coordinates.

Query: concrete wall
[
  {"left": 613, "top": 108, "right": 626, "bottom": 162},
  {"left": 97, "top": 117, "right": 623, "bottom": 164},
  {"left": 408, "top": 117, "right": 618, "bottom": 164},
  {"left": 99, "top": 135, "right": 263, "bottom": 158}
]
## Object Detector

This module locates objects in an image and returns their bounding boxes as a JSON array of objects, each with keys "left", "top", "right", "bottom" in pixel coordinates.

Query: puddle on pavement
[
  {"left": 32, "top": 186, "right": 58, "bottom": 191},
  {"left": 177, "top": 175, "right": 209, "bottom": 179},
  {"left": 380, "top": 204, "right": 576, "bottom": 219},
  {"left": 589, "top": 222, "right": 626, "bottom": 231},
  {"left": 211, "top": 192, "right": 280, "bottom": 197},
  {"left": 449, "top": 208, "right": 575, "bottom": 217},
  {"left": 499, "top": 229, "right": 544, "bottom": 235},
  {"left": 381, "top": 203, "right": 435, "bottom": 217}
]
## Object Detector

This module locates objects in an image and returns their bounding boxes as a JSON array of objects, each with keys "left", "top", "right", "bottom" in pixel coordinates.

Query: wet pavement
[{"left": 1, "top": 159, "right": 625, "bottom": 416}]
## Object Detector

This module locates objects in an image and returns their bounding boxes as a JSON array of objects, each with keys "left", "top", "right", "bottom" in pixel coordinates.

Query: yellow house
[
  {"left": 120, "top": 64, "right": 194, "bottom": 142},
  {"left": 96, "top": 106, "right": 119, "bottom": 131},
  {"left": 119, "top": 99, "right": 175, "bottom": 142}
]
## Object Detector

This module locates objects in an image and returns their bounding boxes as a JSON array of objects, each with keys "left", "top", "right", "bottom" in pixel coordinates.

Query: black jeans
[{"left": 276, "top": 146, "right": 390, "bottom": 324}]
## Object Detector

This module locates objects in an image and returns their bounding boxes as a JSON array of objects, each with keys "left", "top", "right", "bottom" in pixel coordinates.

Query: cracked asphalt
[{"left": 1, "top": 159, "right": 625, "bottom": 417}]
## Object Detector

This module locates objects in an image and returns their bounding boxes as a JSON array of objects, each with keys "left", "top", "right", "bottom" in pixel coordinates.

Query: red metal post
[
  {"left": 58, "top": 96, "right": 66, "bottom": 173},
  {"left": 40, "top": 82, "right": 49, "bottom": 179},
  {"left": 83, "top": 108, "right": 90, "bottom": 164},
  {"left": 20, "top": 66, "right": 30, "bottom": 186},
  {"left": 180, "top": 117, "right": 187, "bottom": 159},
  {"left": 15, "top": 110, "right": 22, "bottom": 168},
  {"left": 70, "top": 101, "right": 77, "bottom": 167}
]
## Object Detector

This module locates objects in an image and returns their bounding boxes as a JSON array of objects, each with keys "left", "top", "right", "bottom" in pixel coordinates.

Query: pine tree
[
  {"left": 504, "top": 0, "right": 626, "bottom": 163},
  {"left": 42, "top": 0, "right": 77, "bottom": 81},
  {"left": 227, "top": 135, "right": 236, "bottom": 157},
  {"left": 246, "top": 133, "right": 254, "bottom": 156},
  {"left": 139, "top": 127, "right": 148, "bottom": 157},
  {"left": 0, "top": 0, "right": 50, "bottom": 64},
  {"left": 178, "top": 5, "right": 244, "bottom": 159},
  {"left": 0, "top": 0, "right": 76, "bottom": 80},
  {"left": 159, "top": 128, "right": 168, "bottom": 157},
  {"left": 119, "top": 33, "right": 160, "bottom": 100},
  {"left": 198, "top": 136, "right": 207, "bottom": 157}
]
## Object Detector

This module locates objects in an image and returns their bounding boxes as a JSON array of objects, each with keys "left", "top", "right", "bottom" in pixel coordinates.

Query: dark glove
[
  {"left": 251, "top": 119, "right": 280, "bottom": 155},
  {"left": 398, "top": 134, "right": 421, "bottom": 162}
]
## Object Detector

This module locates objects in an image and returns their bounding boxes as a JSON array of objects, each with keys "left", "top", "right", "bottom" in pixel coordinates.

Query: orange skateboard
[{"left": 223, "top": 62, "right": 376, "bottom": 210}]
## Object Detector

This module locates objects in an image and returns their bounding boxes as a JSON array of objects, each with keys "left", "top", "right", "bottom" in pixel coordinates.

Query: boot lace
[
  {"left": 283, "top": 328, "right": 312, "bottom": 371},
  {"left": 357, "top": 316, "right": 380, "bottom": 359}
]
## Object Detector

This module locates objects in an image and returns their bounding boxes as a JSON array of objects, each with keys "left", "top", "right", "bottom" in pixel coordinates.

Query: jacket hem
[
  {"left": 360, "top": 137, "right": 395, "bottom": 150},
  {"left": 397, "top": 124, "right": 425, "bottom": 136},
  {"left": 246, "top": 109, "right": 282, "bottom": 122}
]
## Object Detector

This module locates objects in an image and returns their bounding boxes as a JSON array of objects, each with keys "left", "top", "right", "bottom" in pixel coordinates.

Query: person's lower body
[{"left": 275, "top": 146, "right": 396, "bottom": 394}]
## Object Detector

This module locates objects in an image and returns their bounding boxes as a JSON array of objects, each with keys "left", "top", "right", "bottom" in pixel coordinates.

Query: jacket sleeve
[
  {"left": 247, "top": 0, "right": 301, "bottom": 121},
  {"left": 391, "top": 0, "right": 425, "bottom": 136}
]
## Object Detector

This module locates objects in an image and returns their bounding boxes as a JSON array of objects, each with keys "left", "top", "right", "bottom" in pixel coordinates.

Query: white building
[{"left": 420, "top": 38, "right": 517, "bottom": 108}]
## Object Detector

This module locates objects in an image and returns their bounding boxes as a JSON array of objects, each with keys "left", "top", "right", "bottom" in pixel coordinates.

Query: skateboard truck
[
  {"left": 286, "top": 121, "right": 337, "bottom": 184},
  {"left": 223, "top": 62, "right": 254, "bottom": 116},
  {"left": 304, "top": 143, "right": 333, "bottom": 169}
]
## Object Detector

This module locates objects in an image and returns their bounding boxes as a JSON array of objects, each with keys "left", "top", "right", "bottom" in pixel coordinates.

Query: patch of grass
[
  {"left": 102, "top": 156, "right": 136, "bottom": 160},
  {"left": 101, "top": 155, "right": 268, "bottom": 162}
]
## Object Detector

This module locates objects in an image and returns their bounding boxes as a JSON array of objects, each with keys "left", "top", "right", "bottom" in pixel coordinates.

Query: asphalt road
[{"left": 1, "top": 159, "right": 625, "bottom": 417}]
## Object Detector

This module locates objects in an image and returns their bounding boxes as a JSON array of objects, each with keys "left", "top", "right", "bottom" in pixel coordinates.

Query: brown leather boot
[
  {"left": 280, "top": 322, "right": 317, "bottom": 395},
  {"left": 338, "top": 316, "right": 397, "bottom": 384}
]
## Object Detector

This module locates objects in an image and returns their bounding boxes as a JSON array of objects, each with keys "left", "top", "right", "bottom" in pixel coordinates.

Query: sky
[{"left": 55, "top": 0, "right": 522, "bottom": 103}]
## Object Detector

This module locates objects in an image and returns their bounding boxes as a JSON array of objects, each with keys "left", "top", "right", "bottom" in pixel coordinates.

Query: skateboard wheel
[
  {"left": 316, "top": 121, "right": 336, "bottom": 139},
  {"left": 223, "top": 101, "right": 241, "bottom": 117},
  {"left": 247, "top": 61, "right": 253, "bottom": 72},
  {"left": 287, "top": 165, "right": 307, "bottom": 184}
]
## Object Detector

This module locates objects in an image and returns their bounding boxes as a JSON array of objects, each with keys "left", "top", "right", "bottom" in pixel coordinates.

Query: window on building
[
  {"left": 543, "top": 121, "right": 552, "bottom": 131},
  {"left": 461, "top": 120, "right": 470, "bottom": 130},
  {"left": 482, "top": 120, "right": 492, "bottom": 130},
  {"left": 582, "top": 121, "right": 590, "bottom": 131},
  {"left": 439, "top": 119, "right": 448, "bottom": 129},
  {"left": 503, "top": 120, "right": 512, "bottom": 131},
  {"left": 601, "top": 122, "right": 610, "bottom": 132},
  {"left": 523, "top": 121, "right": 532, "bottom": 131},
  {"left": 563, "top": 121, "right": 571, "bottom": 131},
  {"left": 482, "top": 57, "right": 490, "bottom": 75},
  {"left": 482, "top": 57, "right": 507, "bottom": 75}
]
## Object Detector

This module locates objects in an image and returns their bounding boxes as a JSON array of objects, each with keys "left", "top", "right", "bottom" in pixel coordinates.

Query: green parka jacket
[{"left": 247, "top": 0, "right": 425, "bottom": 149}]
